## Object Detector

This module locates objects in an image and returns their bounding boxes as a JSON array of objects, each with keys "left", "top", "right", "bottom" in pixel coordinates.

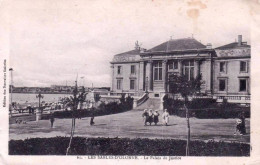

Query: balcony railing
[{"left": 164, "top": 93, "right": 250, "bottom": 104}]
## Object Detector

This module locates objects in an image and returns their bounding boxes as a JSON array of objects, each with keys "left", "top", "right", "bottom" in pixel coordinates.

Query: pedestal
[
  {"left": 36, "top": 108, "right": 42, "bottom": 121},
  {"left": 133, "top": 99, "right": 137, "bottom": 108}
]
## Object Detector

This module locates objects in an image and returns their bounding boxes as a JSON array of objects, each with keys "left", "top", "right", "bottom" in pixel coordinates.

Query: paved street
[{"left": 9, "top": 109, "right": 250, "bottom": 143}]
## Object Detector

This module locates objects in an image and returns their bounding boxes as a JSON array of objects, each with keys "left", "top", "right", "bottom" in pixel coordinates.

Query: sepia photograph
[{"left": 1, "top": 0, "right": 260, "bottom": 164}]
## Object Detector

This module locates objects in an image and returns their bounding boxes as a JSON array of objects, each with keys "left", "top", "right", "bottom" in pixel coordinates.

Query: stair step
[{"left": 135, "top": 98, "right": 161, "bottom": 110}]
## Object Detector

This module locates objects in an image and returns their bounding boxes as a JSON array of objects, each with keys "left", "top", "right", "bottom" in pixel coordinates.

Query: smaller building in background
[{"left": 213, "top": 35, "right": 250, "bottom": 103}]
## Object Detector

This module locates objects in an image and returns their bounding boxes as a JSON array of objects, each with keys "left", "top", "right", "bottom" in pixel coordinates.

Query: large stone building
[{"left": 110, "top": 35, "right": 250, "bottom": 104}]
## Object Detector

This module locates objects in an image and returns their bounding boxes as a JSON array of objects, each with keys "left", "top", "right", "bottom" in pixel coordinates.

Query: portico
[{"left": 139, "top": 52, "right": 214, "bottom": 97}]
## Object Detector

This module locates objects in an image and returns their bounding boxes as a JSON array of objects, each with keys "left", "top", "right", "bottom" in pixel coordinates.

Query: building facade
[{"left": 110, "top": 35, "right": 250, "bottom": 103}]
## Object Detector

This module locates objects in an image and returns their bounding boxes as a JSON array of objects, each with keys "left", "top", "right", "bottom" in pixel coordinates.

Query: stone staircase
[{"left": 134, "top": 97, "right": 162, "bottom": 110}]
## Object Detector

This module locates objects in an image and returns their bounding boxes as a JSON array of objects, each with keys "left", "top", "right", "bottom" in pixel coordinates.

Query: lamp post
[
  {"left": 36, "top": 92, "right": 44, "bottom": 121},
  {"left": 36, "top": 92, "right": 44, "bottom": 109},
  {"left": 80, "top": 76, "right": 84, "bottom": 87}
]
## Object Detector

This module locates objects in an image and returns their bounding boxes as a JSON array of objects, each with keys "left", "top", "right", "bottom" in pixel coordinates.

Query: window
[
  {"left": 168, "top": 61, "right": 178, "bottom": 70},
  {"left": 240, "top": 61, "right": 247, "bottom": 72},
  {"left": 183, "top": 60, "right": 194, "bottom": 80},
  {"left": 117, "top": 79, "right": 122, "bottom": 90},
  {"left": 130, "top": 79, "right": 135, "bottom": 90},
  {"left": 169, "top": 63, "right": 173, "bottom": 70},
  {"left": 131, "top": 65, "right": 135, "bottom": 74},
  {"left": 219, "top": 79, "right": 226, "bottom": 91},
  {"left": 154, "top": 61, "right": 162, "bottom": 80},
  {"left": 220, "top": 62, "right": 226, "bottom": 73},
  {"left": 154, "top": 94, "right": 160, "bottom": 97},
  {"left": 117, "top": 66, "right": 122, "bottom": 74},
  {"left": 174, "top": 61, "right": 178, "bottom": 70},
  {"left": 239, "top": 79, "right": 247, "bottom": 92}
]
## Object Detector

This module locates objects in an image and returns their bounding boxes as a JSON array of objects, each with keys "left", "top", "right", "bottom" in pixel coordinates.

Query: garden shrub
[
  {"left": 163, "top": 96, "right": 250, "bottom": 119},
  {"left": 9, "top": 137, "right": 250, "bottom": 156},
  {"left": 42, "top": 95, "right": 134, "bottom": 119}
]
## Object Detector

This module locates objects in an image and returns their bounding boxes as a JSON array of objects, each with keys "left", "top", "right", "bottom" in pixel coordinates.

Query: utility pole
[{"left": 80, "top": 76, "right": 84, "bottom": 87}]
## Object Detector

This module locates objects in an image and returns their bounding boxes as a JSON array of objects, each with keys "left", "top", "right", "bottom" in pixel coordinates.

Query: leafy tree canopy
[{"left": 168, "top": 73, "right": 202, "bottom": 98}]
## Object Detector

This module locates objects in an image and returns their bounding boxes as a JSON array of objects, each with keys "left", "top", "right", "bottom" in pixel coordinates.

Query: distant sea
[{"left": 12, "top": 93, "right": 71, "bottom": 104}]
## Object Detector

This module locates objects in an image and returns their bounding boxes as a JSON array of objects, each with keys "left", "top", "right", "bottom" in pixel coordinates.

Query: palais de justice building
[{"left": 110, "top": 35, "right": 250, "bottom": 103}]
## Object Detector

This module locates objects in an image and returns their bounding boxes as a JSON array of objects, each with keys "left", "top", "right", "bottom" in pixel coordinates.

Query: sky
[{"left": 5, "top": 0, "right": 251, "bottom": 87}]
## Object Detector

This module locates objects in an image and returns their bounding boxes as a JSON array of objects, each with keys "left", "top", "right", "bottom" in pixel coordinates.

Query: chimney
[
  {"left": 206, "top": 43, "right": 212, "bottom": 49},
  {"left": 238, "top": 35, "right": 242, "bottom": 46}
]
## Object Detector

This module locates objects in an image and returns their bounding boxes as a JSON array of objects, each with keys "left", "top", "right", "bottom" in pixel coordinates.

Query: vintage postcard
[{"left": 0, "top": 0, "right": 260, "bottom": 164}]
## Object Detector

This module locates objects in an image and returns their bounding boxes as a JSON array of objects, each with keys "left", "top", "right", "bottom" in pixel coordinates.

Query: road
[{"left": 9, "top": 109, "right": 250, "bottom": 143}]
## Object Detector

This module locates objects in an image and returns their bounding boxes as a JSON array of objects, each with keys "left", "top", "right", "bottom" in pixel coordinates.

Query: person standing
[
  {"left": 148, "top": 109, "right": 154, "bottom": 126},
  {"left": 142, "top": 109, "right": 149, "bottom": 126},
  {"left": 240, "top": 112, "right": 246, "bottom": 135},
  {"left": 90, "top": 114, "right": 95, "bottom": 126},
  {"left": 50, "top": 113, "right": 55, "bottom": 128},
  {"left": 153, "top": 110, "right": 160, "bottom": 125},
  {"left": 162, "top": 109, "right": 169, "bottom": 126}
]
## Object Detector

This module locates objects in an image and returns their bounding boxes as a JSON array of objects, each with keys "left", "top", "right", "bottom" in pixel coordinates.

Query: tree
[
  {"left": 168, "top": 73, "right": 202, "bottom": 156},
  {"left": 119, "top": 93, "right": 126, "bottom": 104},
  {"left": 65, "top": 81, "right": 87, "bottom": 155}
]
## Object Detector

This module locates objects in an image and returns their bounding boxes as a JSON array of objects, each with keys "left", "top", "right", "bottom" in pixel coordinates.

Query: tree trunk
[
  {"left": 66, "top": 118, "right": 74, "bottom": 155},
  {"left": 184, "top": 103, "right": 190, "bottom": 156}
]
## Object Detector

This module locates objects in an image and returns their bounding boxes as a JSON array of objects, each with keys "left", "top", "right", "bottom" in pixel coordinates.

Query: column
[
  {"left": 110, "top": 64, "right": 114, "bottom": 92},
  {"left": 179, "top": 60, "right": 183, "bottom": 76},
  {"left": 139, "top": 61, "right": 144, "bottom": 91},
  {"left": 148, "top": 60, "right": 153, "bottom": 91},
  {"left": 162, "top": 60, "right": 168, "bottom": 92},
  {"left": 195, "top": 60, "right": 200, "bottom": 78}
]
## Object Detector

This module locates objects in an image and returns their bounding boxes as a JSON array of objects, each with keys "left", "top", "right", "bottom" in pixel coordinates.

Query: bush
[
  {"left": 9, "top": 137, "right": 250, "bottom": 156},
  {"left": 42, "top": 96, "right": 134, "bottom": 119},
  {"left": 163, "top": 96, "right": 250, "bottom": 119}
]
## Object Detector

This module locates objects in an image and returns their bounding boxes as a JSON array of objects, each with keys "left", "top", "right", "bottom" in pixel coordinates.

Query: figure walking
[
  {"left": 162, "top": 109, "right": 169, "bottom": 126},
  {"left": 153, "top": 110, "right": 160, "bottom": 125},
  {"left": 234, "top": 112, "right": 246, "bottom": 135},
  {"left": 142, "top": 109, "right": 149, "bottom": 126}
]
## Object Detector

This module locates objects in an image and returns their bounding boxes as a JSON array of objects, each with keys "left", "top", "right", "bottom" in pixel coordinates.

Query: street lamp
[
  {"left": 80, "top": 76, "right": 84, "bottom": 87},
  {"left": 36, "top": 92, "right": 44, "bottom": 110}
]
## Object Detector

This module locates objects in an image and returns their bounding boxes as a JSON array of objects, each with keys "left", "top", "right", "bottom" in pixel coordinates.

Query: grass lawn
[{"left": 9, "top": 109, "right": 250, "bottom": 143}]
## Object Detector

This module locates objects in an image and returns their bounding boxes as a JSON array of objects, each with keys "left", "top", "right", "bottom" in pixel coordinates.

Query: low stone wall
[{"left": 99, "top": 95, "right": 121, "bottom": 104}]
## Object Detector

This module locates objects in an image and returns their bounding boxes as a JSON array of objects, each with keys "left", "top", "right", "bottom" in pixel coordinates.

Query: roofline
[
  {"left": 140, "top": 48, "right": 215, "bottom": 56},
  {"left": 214, "top": 42, "right": 251, "bottom": 50},
  {"left": 215, "top": 46, "right": 251, "bottom": 50},
  {"left": 110, "top": 61, "right": 141, "bottom": 64},
  {"left": 214, "top": 55, "right": 251, "bottom": 60}
]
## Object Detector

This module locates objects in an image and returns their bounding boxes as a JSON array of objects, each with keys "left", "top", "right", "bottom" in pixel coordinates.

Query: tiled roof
[
  {"left": 215, "top": 42, "right": 250, "bottom": 50},
  {"left": 114, "top": 49, "right": 140, "bottom": 56},
  {"left": 148, "top": 38, "right": 206, "bottom": 52},
  {"left": 112, "top": 49, "right": 141, "bottom": 62}
]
